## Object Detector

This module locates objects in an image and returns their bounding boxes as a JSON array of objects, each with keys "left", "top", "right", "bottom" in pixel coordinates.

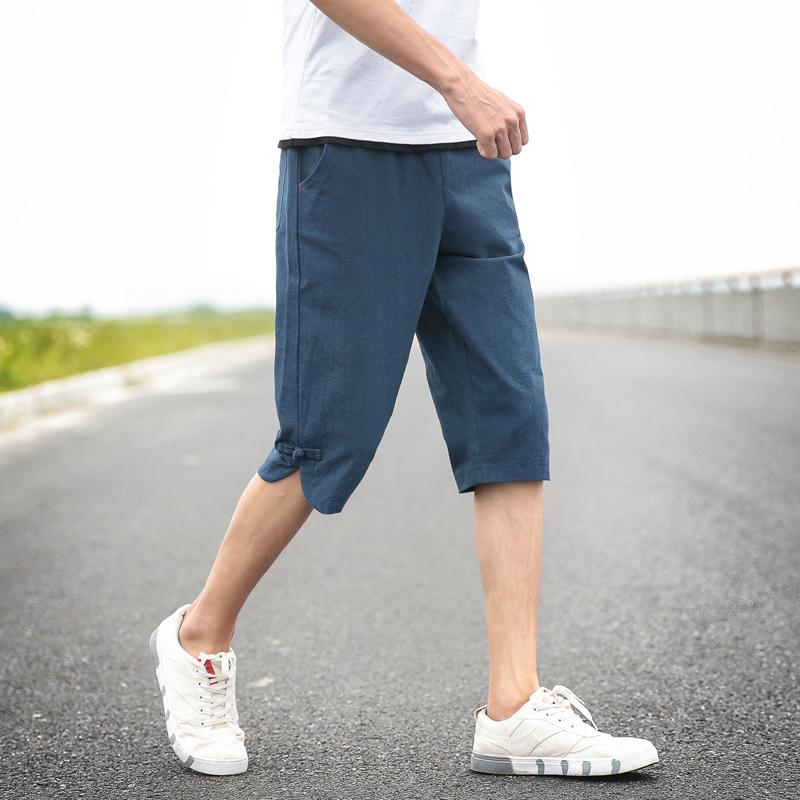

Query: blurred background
[{"left": 2, "top": 0, "right": 799, "bottom": 319}]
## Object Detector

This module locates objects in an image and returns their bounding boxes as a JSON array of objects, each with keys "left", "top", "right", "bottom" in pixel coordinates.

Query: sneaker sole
[
  {"left": 149, "top": 625, "right": 248, "bottom": 776},
  {"left": 470, "top": 745, "right": 659, "bottom": 776}
]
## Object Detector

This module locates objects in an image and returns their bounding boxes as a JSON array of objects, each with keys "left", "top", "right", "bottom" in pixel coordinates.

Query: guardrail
[{"left": 535, "top": 267, "right": 800, "bottom": 345}]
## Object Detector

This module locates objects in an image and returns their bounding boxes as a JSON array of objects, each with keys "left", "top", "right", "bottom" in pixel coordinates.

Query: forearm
[{"left": 309, "top": 0, "right": 470, "bottom": 97}]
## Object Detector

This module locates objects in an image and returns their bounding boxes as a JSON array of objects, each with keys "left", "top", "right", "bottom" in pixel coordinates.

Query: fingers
[
  {"left": 519, "top": 106, "right": 530, "bottom": 147},
  {"left": 507, "top": 122, "right": 523, "bottom": 157},
  {"left": 478, "top": 138, "right": 498, "bottom": 159},
  {"left": 478, "top": 110, "right": 526, "bottom": 160}
]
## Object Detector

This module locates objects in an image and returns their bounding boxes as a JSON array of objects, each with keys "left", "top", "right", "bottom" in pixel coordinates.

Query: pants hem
[{"left": 456, "top": 464, "right": 551, "bottom": 494}]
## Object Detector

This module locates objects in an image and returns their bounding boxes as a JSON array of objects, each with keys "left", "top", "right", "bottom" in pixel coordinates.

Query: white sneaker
[
  {"left": 471, "top": 685, "right": 658, "bottom": 776},
  {"left": 149, "top": 605, "right": 248, "bottom": 775}
]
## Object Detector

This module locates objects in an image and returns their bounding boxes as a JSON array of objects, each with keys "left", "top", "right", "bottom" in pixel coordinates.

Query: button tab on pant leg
[{"left": 275, "top": 442, "right": 322, "bottom": 466}]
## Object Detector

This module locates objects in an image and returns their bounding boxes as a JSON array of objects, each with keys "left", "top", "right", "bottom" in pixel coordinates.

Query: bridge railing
[{"left": 535, "top": 268, "right": 800, "bottom": 345}]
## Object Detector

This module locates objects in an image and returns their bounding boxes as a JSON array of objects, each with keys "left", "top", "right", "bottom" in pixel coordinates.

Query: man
[{"left": 150, "top": 0, "right": 659, "bottom": 778}]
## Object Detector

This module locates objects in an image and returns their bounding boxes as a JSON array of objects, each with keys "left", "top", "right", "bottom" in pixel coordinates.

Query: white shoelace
[
  {"left": 538, "top": 685, "right": 599, "bottom": 731},
  {"left": 195, "top": 652, "right": 236, "bottom": 728}
]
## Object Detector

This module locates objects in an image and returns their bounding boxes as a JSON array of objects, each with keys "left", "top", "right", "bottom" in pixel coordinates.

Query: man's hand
[
  {"left": 441, "top": 73, "right": 529, "bottom": 160},
  {"left": 309, "top": 0, "right": 528, "bottom": 159}
]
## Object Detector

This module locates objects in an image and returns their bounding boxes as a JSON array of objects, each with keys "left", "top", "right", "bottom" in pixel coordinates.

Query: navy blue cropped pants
[{"left": 259, "top": 143, "right": 549, "bottom": 514}]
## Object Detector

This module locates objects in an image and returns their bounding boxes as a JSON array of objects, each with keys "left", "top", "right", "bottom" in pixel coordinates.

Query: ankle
[
  {"left": 487, "top": 680, "right": 540, "bottom": 721},
  {"left": 178, "top": 603, "right": 235, "bottom": 658}
]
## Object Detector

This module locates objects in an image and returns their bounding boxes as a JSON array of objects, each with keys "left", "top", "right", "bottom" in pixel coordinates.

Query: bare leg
[
  {"left": 179, "top": 470, "right": 312, "bottom": 657},
  {"left": 474, "top": 480, "right": 543, "bottom": 721}
]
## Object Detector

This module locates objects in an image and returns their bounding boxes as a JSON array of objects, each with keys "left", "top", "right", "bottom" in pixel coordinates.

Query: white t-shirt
[{"left": 280, "top": 0, "right": 482, "bottom": 147}]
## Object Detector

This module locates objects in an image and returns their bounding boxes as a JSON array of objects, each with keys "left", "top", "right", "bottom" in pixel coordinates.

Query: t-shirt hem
[
  {"left": 278, "top": 136, "right": 477, "bottom": 153},
  {"left": 278, "top": 136, "right": 477, "bottom": 152}
]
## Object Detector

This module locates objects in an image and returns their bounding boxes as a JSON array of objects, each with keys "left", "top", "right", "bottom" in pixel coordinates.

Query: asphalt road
[{"left": 1, "top": 330, "right": 798, "bottom": 800}]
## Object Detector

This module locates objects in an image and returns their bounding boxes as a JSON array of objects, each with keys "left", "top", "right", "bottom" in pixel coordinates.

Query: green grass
[{"left": 0, "top": 307, "right": 274, "bottom": 392}]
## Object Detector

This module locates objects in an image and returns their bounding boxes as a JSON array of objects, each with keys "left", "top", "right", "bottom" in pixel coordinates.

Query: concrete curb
[{"left": 0, "top": 335, "right": 273, "bottom": 432}]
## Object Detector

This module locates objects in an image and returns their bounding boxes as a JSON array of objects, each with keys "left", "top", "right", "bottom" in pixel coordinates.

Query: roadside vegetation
[{"left": 0, "top": 306, "right": 274, "bottom": 392}]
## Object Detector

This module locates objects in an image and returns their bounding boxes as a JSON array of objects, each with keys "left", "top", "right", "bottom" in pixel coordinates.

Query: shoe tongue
[
  {"left": 529, "top": 686, "right": 555, "bottom": 704},
  {"left": 197, "top": 652, "right": 230, "bottom": 680}
]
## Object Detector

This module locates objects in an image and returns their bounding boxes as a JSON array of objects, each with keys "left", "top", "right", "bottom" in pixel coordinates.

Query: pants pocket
[{"left": 296, "top": 143, "right": 329, "bottom": 188}]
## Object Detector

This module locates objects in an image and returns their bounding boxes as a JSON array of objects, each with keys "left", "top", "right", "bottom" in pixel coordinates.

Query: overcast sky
[{"left": 2, "top": 1, "right": 799, "bottom": 316}]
